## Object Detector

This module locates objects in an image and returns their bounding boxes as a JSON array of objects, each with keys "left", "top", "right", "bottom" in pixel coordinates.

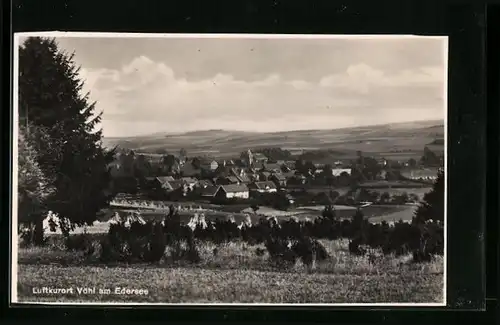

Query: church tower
[{"left": 247, "top": 149, "right": 253, "bottom": 166}]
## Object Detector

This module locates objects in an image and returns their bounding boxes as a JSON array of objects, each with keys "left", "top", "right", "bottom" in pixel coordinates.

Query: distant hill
[
  {"left": 102, "top": 120, "right": 445, "bottom": 160},
  {"left": 428, "top": 138, "right": 445, "bottom": 145}
]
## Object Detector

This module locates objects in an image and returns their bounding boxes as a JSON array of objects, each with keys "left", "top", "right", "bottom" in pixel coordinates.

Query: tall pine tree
[
  {"left": 413, "top": 169, "right": 445, "bottom": 223},
  {"left": 18, "top": 37, "right": 115, "bottom": 240}
]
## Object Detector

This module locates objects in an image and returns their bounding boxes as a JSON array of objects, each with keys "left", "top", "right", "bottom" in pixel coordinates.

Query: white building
[
  {"left": 218, "top": 184, "right": 250, "bottom": 199},
  {"left": 401, "top": 168, "right": 439, "bottom": 181},
  {"left": 249, "top": 181, "right": 278, "bottom": 193},
  {"left": 331, "top": 168, "right": 352, "bottom": 177}
]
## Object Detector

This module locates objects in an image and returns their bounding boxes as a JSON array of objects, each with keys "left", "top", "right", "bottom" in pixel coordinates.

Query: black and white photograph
[{"left": 12, "top": 32, "right": 447, "bottom": 305}]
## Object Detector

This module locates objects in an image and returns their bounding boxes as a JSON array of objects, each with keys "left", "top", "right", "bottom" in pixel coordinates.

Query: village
[{"left": 106, "top": 146, "right": 443, "bottom": 215}]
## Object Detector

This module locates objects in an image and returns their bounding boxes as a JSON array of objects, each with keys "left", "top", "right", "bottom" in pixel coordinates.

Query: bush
[
  {"left": 99, "top": 237, "right": 125, "bottom": 263},
  {"left": 65, "top": 233, "right": 93, "bottom": 252},
  {"left": 292, "top": 237, "right": 329, "bottom": 267},
  {"left": 97, "top": 217, "right": 202, "bottom": 265}
]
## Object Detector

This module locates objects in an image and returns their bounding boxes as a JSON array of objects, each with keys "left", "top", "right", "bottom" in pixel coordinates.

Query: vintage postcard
[{"left": 11, "top": 32, "right": 447, "bottom": 305}]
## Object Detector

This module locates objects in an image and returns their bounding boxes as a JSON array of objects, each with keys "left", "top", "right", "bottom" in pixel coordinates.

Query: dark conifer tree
[
  {"left": 413, "top": 169, "right": 445, "bottom": 223},
  {"left": 18, "top": 37, "right": 115, "bottom": 240}
]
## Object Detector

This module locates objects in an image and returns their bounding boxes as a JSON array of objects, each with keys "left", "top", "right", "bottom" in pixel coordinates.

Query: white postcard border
[{"left": 10, "top": 31, "right": 449, "bottom": 307}]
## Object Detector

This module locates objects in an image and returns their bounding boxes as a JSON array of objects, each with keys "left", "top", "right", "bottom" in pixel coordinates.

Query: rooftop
[
  {"left": 253, "top": 181, "right": 278, "bottom": 190},
  {"left": 201, "top": 185, "right": 220, "bottom": 197},
  {"left": 221, "top": 184, "right": 249, "bottom": 193},
  {"left": 181, "top": 177, "right": 198, "bottom": 183}
]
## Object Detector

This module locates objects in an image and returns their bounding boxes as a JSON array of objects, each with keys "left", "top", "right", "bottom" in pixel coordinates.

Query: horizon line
[{"left": 103, "top": 118, "right": 445, "bottom": 139}]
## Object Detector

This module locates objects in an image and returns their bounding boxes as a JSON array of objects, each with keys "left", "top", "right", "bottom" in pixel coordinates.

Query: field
[
  {"left": 18, "top": 189, "right": 440, "bottom": 304},
  {"left": 368, "top": 187, "right": 432, "bottom": 201},
  {"left": 103, "top": 120, "right": 444, "bottom": 160},
  {"left": 16, "top": 239, "right": 444, "bottom": 304},
  {"left": 43, "top": 202, "right": 418, "bottom": 235}
]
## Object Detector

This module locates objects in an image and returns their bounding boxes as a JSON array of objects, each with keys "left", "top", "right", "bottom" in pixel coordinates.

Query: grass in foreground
[{"left": 16, "top": 239, "right": 444, "bottom": 304}]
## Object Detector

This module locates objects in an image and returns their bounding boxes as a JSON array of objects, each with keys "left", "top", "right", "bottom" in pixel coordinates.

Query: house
[
  {"left": 143, "top": 177, "right": 189, "bottom": 196},
  {"left": 270, "top": 173, "right": 287, "bottom": 187},
  {"left": 202, "top": 184, "right": 250, "bottom": 199},
  {"left": 157, "top": 176, "right": 175, "bottom": 182},
  {"left": 144, "top": 176, "right": 175, "bottom": 191},
  {"left": 180, "top": 177, "right": 198, "bottom": 190},
  {"left": 167, "top": 180, "right": 186, "bottom": 191},
  {"left": 249, "top": 181, "right": 278, "bottom": 193},
  {"left": 220, "top": 159, "right": 236, "bottom": 167},
  {"left": 226, "top": 176, "right": 241, "bottom": 184},
  {"left": 282, "top": 170, "right": 296, "bottom": 179},
  {"left": 281, "top": 165, "right": 292, "bottom": 173},
  {"left": 214, "top": 176, "right": 233, "bottom": 186},
  {"left": 196, "top": 179, "right": 213, "bottom": 189},
  {"left": 376, "top": 170, "right": 388, "bottom": 180},
  {"left": 253, "top": 153, "right": 268, "bottom": 164},
  {"left": 331, "top": 168, "right": 352, "bottom": 177},
  {"left": 400, "top": 168, "right": 439, "bottom": 181},
  {"left": 218, "top": 184, "right": 250, "bottom": 199},
  {"left": 200, "top": 159, "right": 219, "bottom": 172},
  {"left": 214, "top": 164, "right": 233, "bottom": 177},
  {"left": 252, "top": 161, "right": 265, "bottom": 170},
  {"left": 378, "top": 158, "right": 388, "bottom": 167},
  {"left": 242, "top": 149, "right": 268, "bottom": 166},
  {"left": 200, "top": 185, "right": 221, "bottom": 198},
  {"left": 263, "top": 163, "right": 282, "bottom": 172},
  {"left": 259, "top": 171, "right": 272, "bottom": 181},
  {"left": 248, "top": 173, "right": 261, "bottom": 182},
  {"left": 230, "top": 168, "right": 251, "bottom": 183}
]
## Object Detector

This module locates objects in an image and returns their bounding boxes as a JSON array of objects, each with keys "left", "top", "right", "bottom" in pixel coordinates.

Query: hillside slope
[{"left": 103, "top": 120, "right": 445, "bottom": 159}]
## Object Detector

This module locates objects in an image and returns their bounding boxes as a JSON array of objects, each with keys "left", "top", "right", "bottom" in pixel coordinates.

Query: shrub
[
  {"left": 99, "top": 237, "right": 124, "bottom": 263},
  {"left": 97, "top": 217, "right": 203, "bottom": 264},
  {"left": 65, "top": 233, "right": 93, "bottom": 252},
  {"left": 144, "top": 223, "right": 167, "bottom": 263},
  {"left": 265, "top": 237, "right": 298, "bottom": 267},
  {"left": 292, "top": 237, "right": 329, "bottom": 268}
]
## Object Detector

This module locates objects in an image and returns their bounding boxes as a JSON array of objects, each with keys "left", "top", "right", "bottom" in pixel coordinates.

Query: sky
[{"left": 20, "top": 34, "right": 448, "bottom": 137}]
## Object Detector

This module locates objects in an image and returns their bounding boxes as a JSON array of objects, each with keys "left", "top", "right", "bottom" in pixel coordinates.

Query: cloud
[
  {"left": 80, "top": 56, "right": 445, "bottom": 137},
  {"left": 319, "top": 63, "right": 444, "bottom": 93}
]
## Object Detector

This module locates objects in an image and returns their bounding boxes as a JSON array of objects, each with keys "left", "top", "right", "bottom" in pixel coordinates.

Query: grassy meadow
[{"left": 16, "top": 239, "right": 444, "bottom": 304}]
